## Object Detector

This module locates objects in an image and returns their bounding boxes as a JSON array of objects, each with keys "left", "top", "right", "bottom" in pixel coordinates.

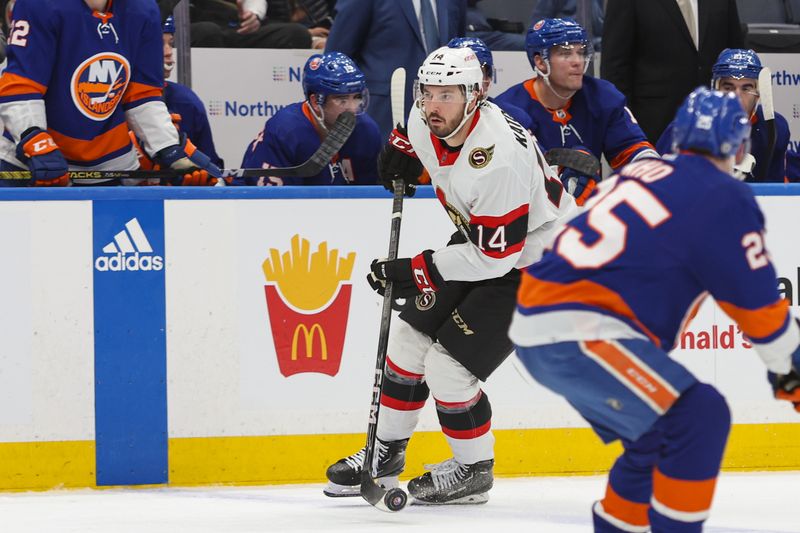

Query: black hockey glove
[
  {"left": 367, "top": 250, "right": 444, "bottom": 298},
  {"left": 378, "top": 124, "right": 422, "bottom": 197},
  {"left": 769, "top": 370, "right": 800, "bottom": 412},
  {"left": 768, "top": 334, "right": 800, "bottom": 412}
]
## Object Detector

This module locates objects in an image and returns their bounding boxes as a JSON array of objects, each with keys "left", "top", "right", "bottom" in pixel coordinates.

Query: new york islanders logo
[{"left": 70, "top": 52, "right": 130, "bottom": 121}]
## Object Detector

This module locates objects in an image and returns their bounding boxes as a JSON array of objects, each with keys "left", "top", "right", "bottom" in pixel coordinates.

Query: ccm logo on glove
[
  {"left": 30, "top": 137, "right": 58, "bottom": 154},
  {"left": 388, "top": 128, "right": 416, "bottom": 157}
]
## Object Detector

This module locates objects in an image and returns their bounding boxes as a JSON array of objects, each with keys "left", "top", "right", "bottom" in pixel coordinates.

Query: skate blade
[
  {"left": 323, "top": 476, "right": 399, "bottom": 498},
  {"left": 410, "top": 492, "right": 489, "bottom": 505}
]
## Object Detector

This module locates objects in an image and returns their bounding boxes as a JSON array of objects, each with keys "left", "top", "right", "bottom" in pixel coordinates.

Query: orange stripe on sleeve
[
  {"left": 122, "top": 82, "right": 163, "bottom": 105},
  {"left": 717, "top": 298, "right": 789, "bottom": 339},
  {"left": 582, "top": 340, "right": 679, "bottom": 414},
  {"left": 517, "top": 272, "right": 662, "bottom": 346},
  {"left": 600, "top": 483, "right": 650, "bottom": 527},
  {"left": 0, "top": 72, "right": 47, "bottom": 97},
  {"left": 653, "top": 467, "right": 717, "bottom": 514},
  {"left": 610, "top": 141, "right": 656, "bottom": 169},
  {"left": 50, "top": 122, "right": 131, "bottom": 163}
]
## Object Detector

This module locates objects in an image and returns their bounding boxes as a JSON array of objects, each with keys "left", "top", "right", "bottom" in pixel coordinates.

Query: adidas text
[{"left": 95, "top": 252, "right": 164, "bottom": 272}]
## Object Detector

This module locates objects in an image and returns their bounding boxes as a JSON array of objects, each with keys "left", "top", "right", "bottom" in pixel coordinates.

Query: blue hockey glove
[
  {"left": 16, "top": 127, "right": 69, "bottom": 186},
  {"left": 155, "top": 135, "right": 222, "bottom": 186},
  {"left": 545, "top": 146, "right": 601, "bottom": 206},
  {"left": 367, "top": 250, "right": 444, "bottom": 298},
  {"left": 560, "top": 166, "right": 598, "bottom": 206}
]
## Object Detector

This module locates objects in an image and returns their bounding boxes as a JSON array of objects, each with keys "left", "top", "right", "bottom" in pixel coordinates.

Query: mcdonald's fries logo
[{"left": 262, "top": 235, "right": 355, "bottom": 377}]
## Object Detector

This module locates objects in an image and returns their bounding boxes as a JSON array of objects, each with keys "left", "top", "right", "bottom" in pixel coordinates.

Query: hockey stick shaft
[
  {"left": 0, "top": 111, "right": 356, "bottom": 182},
  {"left": 360, "top": 67, "right": 408, "bottom": 513},
  {"left": 758, "top": 67, "right": 775, "bottom": 181},
  {"left": 360, "top": 179, "right": 406, "bottom": 512}
]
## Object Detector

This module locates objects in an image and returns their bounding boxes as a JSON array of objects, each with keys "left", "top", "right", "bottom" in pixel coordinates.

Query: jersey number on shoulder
[
  {"left": 8, "top": 20, "right": 29, "bottom": 47},
  {"left": 742, "top": 231, "right": 769, "bottom": 270},
  {"left": 556, "top": 179, "right": 671, "bottom": 268}
]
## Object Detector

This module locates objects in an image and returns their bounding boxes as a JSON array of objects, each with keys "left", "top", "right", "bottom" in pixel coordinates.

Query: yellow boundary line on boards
[{"left": 0, "top": 424, "right": 798, "bottom": 490}]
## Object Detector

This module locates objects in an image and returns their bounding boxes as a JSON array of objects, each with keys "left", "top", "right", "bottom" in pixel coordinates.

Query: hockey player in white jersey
[{"left": 324, "top": 46, "right": 578, "bottom": 505}]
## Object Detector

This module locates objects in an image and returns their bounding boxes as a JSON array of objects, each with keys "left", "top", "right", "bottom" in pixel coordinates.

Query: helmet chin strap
[
  {"left": 536, "top": 59, "right": 577, "bottom": 101},
  {"left": 426, "top": 88, "right": 481, "bottom": 142},
  {"left": 438, "top": 99, "right": 478, "bottom": 141},
  {"left": 308, "top": 96, "right": 329, "bottom": 133}
]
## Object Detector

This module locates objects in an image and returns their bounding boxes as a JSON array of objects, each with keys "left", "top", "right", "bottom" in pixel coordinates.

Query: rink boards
[{"left": 0, "top": 185, "right": 798, "bottom": 490}]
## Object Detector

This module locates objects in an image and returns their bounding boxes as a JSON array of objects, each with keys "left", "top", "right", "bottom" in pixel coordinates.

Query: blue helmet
[
  {"left": 672, "top": 87, "right": 751, "bottom": 158},
  {"left": 447, "top": 37, "right": 493, "bottom": 73},
  {"left": 163, "top": 15, "right": 175, "bottom": 34},
  {"left": 712, "top": 48, "right": 762, "bottom": 84},
  {"left": 525, "top": 18, "right": 590, "bottom": 72},
  {"left": 302, "top": 52, "right": 367, "bottom": 102}
]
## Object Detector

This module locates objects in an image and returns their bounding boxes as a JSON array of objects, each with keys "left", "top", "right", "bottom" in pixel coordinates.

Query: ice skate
[
  {"left": 323, "top": 438, "right": 408, "bottom": 497},
  {"left": 408, "top": 457, "right": 493, "bottom": 505}
]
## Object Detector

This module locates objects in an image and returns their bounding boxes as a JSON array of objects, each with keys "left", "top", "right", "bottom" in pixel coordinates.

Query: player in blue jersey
[
  {"left": 161, "top": 15, "right": 223, "bottom": 168},
  {"left": 657, "top": 48, "right": 790, "bottom": 183},
  {"left": 495, "top": 18, "right": 658, "bottom": 205},
  {"left": 447, "top": 37, "right": 533, "bottom": 132},
  {"left": 0, "top": 0, "right": 220, "bottom": 187},
  {"left": 236, "top": 52, "right": 381, "bottom": 186},
  {"left": 510, "top": 87, "right": 800, "bottom": 532}
]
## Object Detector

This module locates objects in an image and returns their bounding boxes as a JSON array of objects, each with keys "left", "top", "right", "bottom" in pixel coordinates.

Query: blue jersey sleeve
[
  {"left": 0, "top": 0, "right": 57, "bottom": 103},
  {"left": 687, "top": 182, "right": 788, "bottom": 339},
  {"left": 602, "top": 100, "right": 654, "bottom": 169}
]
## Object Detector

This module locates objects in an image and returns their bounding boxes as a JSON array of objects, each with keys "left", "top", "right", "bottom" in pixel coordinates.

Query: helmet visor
[
  {"left": 548, "top": 43, "right": 593, "bottom": 73},
  {"left": 319, "top": 89, "right": 370, "bottom": 115},
  {"left": 415, "top": 82, "right": 472, "bottom": 104}
]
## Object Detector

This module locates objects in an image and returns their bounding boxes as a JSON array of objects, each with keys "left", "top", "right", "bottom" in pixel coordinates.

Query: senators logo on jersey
[
  {"left": 70, "top": 52, "right": 131, "bottom": 121},
  {"left": 468, "top": 145, "right": 494, "bottom": 169}
]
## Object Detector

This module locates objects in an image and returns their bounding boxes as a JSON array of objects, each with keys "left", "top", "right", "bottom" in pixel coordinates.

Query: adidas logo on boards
[{"left": 94, "top": 218, "right": 164, "bottom": 272}]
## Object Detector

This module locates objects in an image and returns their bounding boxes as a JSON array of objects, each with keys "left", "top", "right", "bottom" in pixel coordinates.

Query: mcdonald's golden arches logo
[{"left": 292, "top": 323, "right": 327, "bottom": 361}]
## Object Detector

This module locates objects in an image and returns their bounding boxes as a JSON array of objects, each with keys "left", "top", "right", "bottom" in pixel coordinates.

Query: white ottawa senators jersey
[
  {"left": 0, "top": 0, "right": 170, "bottom": 171},
  {"left": 407, "top": 100, "right": 579, "bottom": 282}
]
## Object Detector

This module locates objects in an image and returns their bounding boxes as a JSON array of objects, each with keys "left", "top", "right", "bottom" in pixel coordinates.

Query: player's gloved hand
[
  {"left": 16, "top": 127, "right": 69, "bottom": 187},
  {"left": 768, "top": 369, "right": 800, "bottom": 412},
  {"left": 545, "top": 146, "right": 601, "bottom": 206},
  {"left": 155, "top": 135, "right": 222, "bottom": 186},
  {"left": 367, "top": 250, "right": 444, "bottom": 298},
  {"left": 560, "top": 165, "right": 598, "bottom": 206},
  {"left": 768, "top": 337, "right": 800, "bottom": 412},
  {"left": 378, "top": 124, "right": 422, "bottom": 197}
]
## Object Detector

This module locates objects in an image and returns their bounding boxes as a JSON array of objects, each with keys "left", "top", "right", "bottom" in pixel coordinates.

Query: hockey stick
[
  {"left": 0, "top": 111, "right": 356, "bottom": 183},
  {"left": 360, "top": 67, "right": 408, "bottom": 514},
  {"left": 758, "top": 67, "right": 775, "bottom": 181},
  {"left": 544, "top": 147, "right": 601, "bottom": 177}
]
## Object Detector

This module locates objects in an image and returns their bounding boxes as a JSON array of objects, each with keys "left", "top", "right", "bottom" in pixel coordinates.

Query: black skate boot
[
  {"left": 407, "top": 458, "right": 494, "bottom": 505},
  {"left": 323, "top": 438, "right": 408, "bottom": 497}
]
